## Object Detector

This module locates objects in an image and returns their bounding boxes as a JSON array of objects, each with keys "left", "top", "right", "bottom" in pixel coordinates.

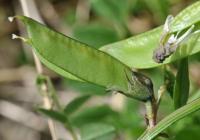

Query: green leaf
[
  {"left": 37, "top": 108, "right": 67, "bottom": 123},
  {"left": 80, "top": 123, "right": 116, "bottom": 140},
  {"left": 138, "top": 97, "right": 200, "bottom": 140},
  {"left": 73, "top": 24, "right": 119, "bottom": 48},
  {"left": 17, "top": 16, "right": 130, "bottom": 92},
  {"left": 173, "top": 58, "right": 190, "bottom": 109},
  {"left": 69, "top": 105, "right": 117, "bottom": 126},
  {"left": 100, "top": 1, "right": 200, "bottom": 69},
  {"left": 64, "top": 79, "right": 106, "bottom": 95},
  {"left": 171, "top": 1, "right": 200, "bottom": 32},
  {"left": 16, "top": 16, "right": 154, "bottom": 101},
  {"left": 64, "top": 95, "right": 91, "bottom": 115}
]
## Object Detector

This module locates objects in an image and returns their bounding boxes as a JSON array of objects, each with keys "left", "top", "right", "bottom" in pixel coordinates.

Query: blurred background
[{"left": 0, "top": 0, "right": 200, "bottom": 140}]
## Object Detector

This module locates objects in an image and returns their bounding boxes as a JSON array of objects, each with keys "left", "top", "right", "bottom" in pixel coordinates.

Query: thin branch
[
  {"left": 18, "top": 0, "right": 57, "bottom": 139},
  {"left": 157, "top": 85, "right": 167, "bottom": 108},
  {"left": 145, "top": 98, "right": 157, "bottom": 129}
]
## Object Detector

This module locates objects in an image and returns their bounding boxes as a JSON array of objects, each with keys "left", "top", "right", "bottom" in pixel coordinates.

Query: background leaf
[
  {"left": 64, "top": 95, "right": 91, "bottom": 115},
  {"left": 37, "top": 108, "right": 67, "bottom": 123},
  {"left": 173, "top": 58, "right": 190, "bottom": 109},
  {"left": 69, "top": 105, "right": 118, "bottom": 127},
  {"left": 80, "top": 123, "right": 116, "bottom": 140}
]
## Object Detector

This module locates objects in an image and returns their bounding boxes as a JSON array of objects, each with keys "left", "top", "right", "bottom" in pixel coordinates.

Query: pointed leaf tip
[
  {"left": 8, "top": 16, "right": 14, "bottom": 22},
  {"left": 12, "top": 34, "right": 19, "bottom": 40}
]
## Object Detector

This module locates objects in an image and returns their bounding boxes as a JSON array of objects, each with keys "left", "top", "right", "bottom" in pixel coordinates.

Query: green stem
[
  {"left": 64, "top": 121, "right": 78, "bottom": 140},
  {"left": 46, "top": 77, "right": 78, "bottom": 140},
  {"left": 46, "top": 77, "right": 62, "bottom": 110},
  {"left": 37, "top": 75, "right": 78, "bottom": 140},
  {"left": 145, "top": 98, "right": 157, "bottom": 129}
]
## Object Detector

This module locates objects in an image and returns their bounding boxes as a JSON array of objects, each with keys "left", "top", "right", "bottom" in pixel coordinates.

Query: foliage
[{"left": 12, "top": 1, "right": 200, "bottom": 140}]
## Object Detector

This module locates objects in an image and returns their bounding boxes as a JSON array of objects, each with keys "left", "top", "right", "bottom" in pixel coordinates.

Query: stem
[
  {"left": 18, "top": 1, "right": 78, "bottom": 139},
  {"left": 46, "top": 77, "right": 62, "bottom": 110},
  {"left": 64, "top": 123, "right": 78, "bottom": 140},
  {"left": 42, "top": 86, "right": 57, "bottom": 140},
  {"left": 18, "top": 0, "right": 57, "bottom": 139},
  {"left": 145, "top": 97, "right": 157, "bottom": 129},
  {"left": 156, "top": 85, "right": 167, "bottom": 110}
]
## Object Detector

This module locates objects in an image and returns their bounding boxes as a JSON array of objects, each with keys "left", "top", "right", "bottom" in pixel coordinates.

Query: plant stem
[
  {"left": 18, "top": 1, "right": 78, "bottom": 139},
  {"left": 64, "top": 122, "right": 78, "bottom": 140},
  {"left": 46, "top": 76, "right": 62, "bottom": 110},
  {"left": 18, "top": 0, "right": 57, "bottom": 139},
  {"left": 145, "top": 97, "right": 157, "bottom": 129},
  {"left": 156, "top": 85, "right": 167, "bottom": 110}
]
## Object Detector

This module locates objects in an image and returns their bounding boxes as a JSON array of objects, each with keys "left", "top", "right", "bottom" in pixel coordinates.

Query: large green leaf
[
  {"left": 16, "top": 16, "right": 130, "bottom": 92},
  {"left": 15, "top": 16, "right": 154, "bottom": 101},
  {"left": 64, "top": 79, "right": 106, "bottom": 95},
  {"left": 100, "top": 1, "right": 200, "bottom": 69},
  {"left": 173, "top": 58, "right": 190, "bottom": 109},
  {"left": 138, "top": 97, "right": 200, "bottom": 140}
]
